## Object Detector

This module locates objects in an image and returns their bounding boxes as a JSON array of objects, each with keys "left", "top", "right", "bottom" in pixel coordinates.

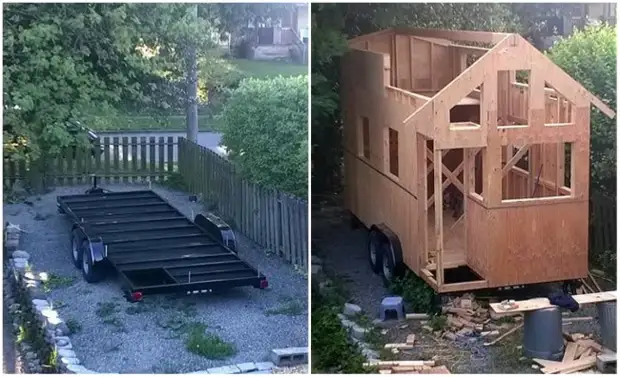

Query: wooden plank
[
  {"left": 167, "top": 137, "right": 174, "bottom": 176},
  {"left": 563, "top": 342, "right": 579, "bottom": 363},
  {"left": 541, "top": 355, "right": 596, "bottom": 374},
  {"left": 139, "top": 137, "right": 147, "bottom": 183},
  {"left": 121, "top": 137, "right": 129, "bottom": 183},
  {"left": 158, "top": 136, "right": 165, "bottom": 182},
  {"left": 502, "top": 145, "right": 530, "bottom": 176},
  {"left": 490, "top": 291, "right": 617, "bottom": 314},
  {"left": 131, "top": 136, "right": 138, "bottom": 183},
  {"left": 433, "top": 149, "right": 444, "bottom": 286},
  {"left": 112, "top": 136, "right": 120, "bottom": 184},
  {"left": 149, "top": 136, "right": 156, "bottom": 183},
  {"left": 103, "top": 136, "right": 111, "bottom": 185}
]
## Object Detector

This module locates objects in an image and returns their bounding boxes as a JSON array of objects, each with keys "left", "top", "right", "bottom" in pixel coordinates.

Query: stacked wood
[
  {"left": 364, "top": 360, "right": 450, "bottom": 374},
  {"left": 532, "top": 333, "right": 612, "bottom": 374}
]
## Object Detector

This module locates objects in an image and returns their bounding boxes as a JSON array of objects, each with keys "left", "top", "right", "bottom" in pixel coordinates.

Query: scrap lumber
[
  {"left": 532, "top": 358, "right": 563, "bottom": 368},
  {"left": 483, "top": 323, "right": 524, "bottom": 346},
  {"left": 561, "top": 316, "right": 593, "bottom": 323},
  {"left": 489, "top": 291, "right": 617, "bottom": 314},
  {"left": 562, "top": 342, "right": 579, "bottom": 363},
  {"left": 588, "top": 272, "right": 603, "bottom": 292},
  {"left": 384, "top": 343, "right": 414, "bottom": 350},
  {"left": 364, "top": 360, "right": 436, "bottom": 367},
  {"left": 541, "top": 356, "right": 597, "bottom": 374},
  {"left": 406, "top": 313, "right": 430, "bottom": 320},
  {"left": 406, "top": 334, "right": 416, "bottom": 345}
]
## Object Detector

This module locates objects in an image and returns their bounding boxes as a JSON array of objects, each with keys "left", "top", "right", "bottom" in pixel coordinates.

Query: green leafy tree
[
  {"left": 218, "top": 76, "right": 308, "bottom": 197},
  {"left": 547, "top": 24, "right": 617, "bottom": 197}
]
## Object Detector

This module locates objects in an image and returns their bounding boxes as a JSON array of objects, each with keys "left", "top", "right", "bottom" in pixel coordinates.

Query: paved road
[{"left": 98, "top": 131, "right": 227, "bottom": 161}]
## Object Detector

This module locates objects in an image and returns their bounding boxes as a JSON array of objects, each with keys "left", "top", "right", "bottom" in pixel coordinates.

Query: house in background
[
  {"left": 235, "top": 3, "right": 309, "bottom": 63},
  {"left": 540, "top": 3, "right": 616, "bottom": 49}
]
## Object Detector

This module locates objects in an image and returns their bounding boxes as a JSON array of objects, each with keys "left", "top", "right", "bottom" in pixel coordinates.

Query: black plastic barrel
[
  {"left": 523, "top": 307, "right": 565, "bottom": 360},
  {"left": 596, "top": 301, "right": 616, "bottom": 352}
]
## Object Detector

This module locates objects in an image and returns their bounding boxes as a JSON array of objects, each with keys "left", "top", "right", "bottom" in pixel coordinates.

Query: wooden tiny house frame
[{"left": 341, "top": 28, "right": 615, "bottom": 293}]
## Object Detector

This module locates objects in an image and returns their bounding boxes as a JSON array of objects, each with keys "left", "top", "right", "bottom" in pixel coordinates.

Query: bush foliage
[
  {"left": 547, "top": 24, "right": 617, "bottom": 197},
  {"left": 219, "top": 75, "right": 308, "bottom": 197}
]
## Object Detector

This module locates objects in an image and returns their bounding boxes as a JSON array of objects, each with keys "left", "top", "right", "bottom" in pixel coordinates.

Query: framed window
[
  {"left": 361, "top": 116, "right": 370, "bottom": 159},
  {"left": 388, "top": 128, "right": 399, "bottom": 177}
]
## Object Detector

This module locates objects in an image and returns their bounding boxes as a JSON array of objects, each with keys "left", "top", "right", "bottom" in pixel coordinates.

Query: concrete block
[
  {"left": 270, "top": 347, "right": 308, "bottom": 366},
  {"left": 343, "top": 303, "right": 362, "bottom": 317},
  {"left": 236, "top": 362, "right": 257, "bottom": 373},
  {"left": 254, "top": 361, "right": 275, "bottom": 371},
  {"left": 207, "top": 365, "right": 241, "bottom": 374},
  {"left": 380, "top": 296, "right": 405, "bottom": 321}
]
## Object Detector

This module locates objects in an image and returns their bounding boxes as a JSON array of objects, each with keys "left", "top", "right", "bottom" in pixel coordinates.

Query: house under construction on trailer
[{"left": 340, "top": 28, "right": 615, "bottom": 293}]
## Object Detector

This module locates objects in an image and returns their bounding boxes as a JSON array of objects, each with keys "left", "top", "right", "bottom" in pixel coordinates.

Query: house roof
[{"left": 349, "top": 27, "right": 615, "bottom": 119}]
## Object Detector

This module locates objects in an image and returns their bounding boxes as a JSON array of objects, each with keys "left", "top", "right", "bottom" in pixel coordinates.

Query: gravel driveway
[{"left": 3, "top": 184, "right": 307, "bottom": 373}]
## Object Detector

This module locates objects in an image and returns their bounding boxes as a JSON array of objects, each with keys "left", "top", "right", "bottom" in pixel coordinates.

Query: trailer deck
[{"left": 57, "top": 190, "right": 267, "bottom": 296}]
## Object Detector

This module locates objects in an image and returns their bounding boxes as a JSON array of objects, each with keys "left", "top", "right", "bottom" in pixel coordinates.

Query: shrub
[
  {"left": 218, "top": 75, "right": 308, "bottom": 197},
  {"left": 389, "top": 271, "right": 437, "bottom": 314},
  {"left": 547, "top": 24, "right": 617, "bottom": 197}
]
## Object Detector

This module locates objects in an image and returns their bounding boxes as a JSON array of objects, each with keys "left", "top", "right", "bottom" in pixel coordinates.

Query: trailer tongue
[{"left": 57, "top": 189, "right": 268, "bottom": 298}]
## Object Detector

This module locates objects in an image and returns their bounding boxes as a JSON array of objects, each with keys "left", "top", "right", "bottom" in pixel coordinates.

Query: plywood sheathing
[{"left": 342, "top": 27, "right": 616, "bottom": 293}]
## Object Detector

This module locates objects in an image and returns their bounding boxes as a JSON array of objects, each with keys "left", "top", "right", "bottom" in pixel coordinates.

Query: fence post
[{"left": 276, "top": 190, "right": 282, "bottom": 257}]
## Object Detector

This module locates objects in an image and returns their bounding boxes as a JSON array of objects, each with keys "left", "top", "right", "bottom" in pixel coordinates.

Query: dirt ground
[{"left": 312, "top": 201, "right": 613, "bottom": 374}]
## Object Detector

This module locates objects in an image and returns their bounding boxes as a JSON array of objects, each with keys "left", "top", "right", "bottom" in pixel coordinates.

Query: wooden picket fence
[
  {"left": 178, "top": 138, "right": 308, "bottom": 270},
  {"left": 589, "top": 191, "right": 616, "bottom": 257},
  {"left": 3, "top": 136, "right": 179, "bottom": 187}
]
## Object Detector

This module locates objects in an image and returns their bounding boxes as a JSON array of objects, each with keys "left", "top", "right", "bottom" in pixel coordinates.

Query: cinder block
[
  {"left": 270, "top": 347, "right": 308, "bottom": 367},
  {"left": 236, "top": 362, "right": 257, "bottom": 373},
  {"left": 254, "top": 361, "right": 275, "bottom": 371},
  {"left": 207, "top": 365, "right": 241, "bottom": 374}
]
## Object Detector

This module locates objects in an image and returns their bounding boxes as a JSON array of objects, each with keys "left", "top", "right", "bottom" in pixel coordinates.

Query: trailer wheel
[
  {"left": 381, "top": 242, "right": 395, "bottom": 286},
  {"left": 70, "top": 229, "right": 83, "bottom": 269},
  {"left": 81, "top": 241, "right": 104, "bottom": 283},
  {"left": 368, "top": 229, "right": 383, "bottom": 274}
]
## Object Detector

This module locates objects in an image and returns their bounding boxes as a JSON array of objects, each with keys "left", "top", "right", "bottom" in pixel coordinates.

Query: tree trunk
[{"left": 186, "top": 3, "right": 199, "bottom": 143}]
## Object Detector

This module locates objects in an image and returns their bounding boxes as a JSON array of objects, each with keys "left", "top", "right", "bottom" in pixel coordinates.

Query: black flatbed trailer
[{"left": 57, "top": 189, "right": 268, "bottom": 298}]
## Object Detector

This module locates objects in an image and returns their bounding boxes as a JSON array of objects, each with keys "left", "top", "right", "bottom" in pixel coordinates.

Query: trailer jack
[{"left": 85, "top": 174, "right": 110, "bottom": 195}]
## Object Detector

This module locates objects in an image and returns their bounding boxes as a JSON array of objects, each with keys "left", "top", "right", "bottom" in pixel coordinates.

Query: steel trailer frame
[{"left": 57, "top": 189, "right": 268, "bottom": 297}]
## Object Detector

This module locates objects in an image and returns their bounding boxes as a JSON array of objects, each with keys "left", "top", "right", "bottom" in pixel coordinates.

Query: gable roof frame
[{"left": 402, "top": 31, "right": 615, "bottom": 129}]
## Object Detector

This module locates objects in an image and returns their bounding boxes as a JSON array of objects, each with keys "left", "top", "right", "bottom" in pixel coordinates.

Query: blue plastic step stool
[{"left": 380, "top": 296, "right": 405, "bottom": 321}]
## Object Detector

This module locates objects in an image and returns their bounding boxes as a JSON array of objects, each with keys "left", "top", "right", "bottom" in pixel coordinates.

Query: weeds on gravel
[
  {"left": 42, "top": 274, "right": 75, "bottom": 292},
  {"left": 265, "top": 299, "right": 304, "bottom": 316},
  {"left": 96, "top": 302, "right": 119, "bottom": 318},
  {"left": 311, "top": 288, "right": 371, "bottom": 373},
  {"left": 178, "top": 301, "right": 198, "bottom": 317},
  {"left": 184, "top": 322, "right": 237, "bottom": 359},
  {"left": 389, "top": 271, "right": 437, "bottom": 314},
  {"left": 125, "top": 301, "right": 153, "bottom": 315},
  {"left": 429, "top": 314, "right": 448, "bottom": 331},
  {"left": 65, "top": 319, "right": 82, "bottom": 334},
  {"left": 102, "top": 317, "right": 127, "bottom": 333}
]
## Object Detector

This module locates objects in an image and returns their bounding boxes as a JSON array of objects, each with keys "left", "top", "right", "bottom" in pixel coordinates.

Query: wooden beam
[
  {"left": 433, "top": 149, "right": 444, "bottom": 286},
  {"left": 489, "top": 291, "right": 617, "bottom": 314},
  {"left": 426, "top": 148, "right": 465, "bottom": 193},
  {"left": 502, "top": 145, "right": 530, "bottom": 176},
  {"left": 397, "top": 27, "right": 510, "bottom": 45}
]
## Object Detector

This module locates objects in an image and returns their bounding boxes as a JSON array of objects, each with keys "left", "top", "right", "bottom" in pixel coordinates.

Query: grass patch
[
  {"left": 65, "top": 319, "right": 82, "bottom": 334},
  {"left": 96, "top": 302, "right": 119, "bottom": 318},
  {"left": 231, "top": 59, "right": 307, "bottom": 79},
  {"left": 265, "top": 298, "right": 305, "bottom": 317},
  {"left": 184, "top": 322, "right": 237, "bottom": 360},
  {"left": 42, "top": 274, "right": 75, "bottom": 292}
]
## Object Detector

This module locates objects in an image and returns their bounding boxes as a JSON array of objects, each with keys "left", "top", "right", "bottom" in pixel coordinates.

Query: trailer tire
[
  {"left": 81, "top": 241, "right": 104, "bottom": 283},
  {"left": 368, "top": 229, "right": 383, "bottom": 274},
  {"left": 70, "top": 229, "right": 83, "bottom": 269}
]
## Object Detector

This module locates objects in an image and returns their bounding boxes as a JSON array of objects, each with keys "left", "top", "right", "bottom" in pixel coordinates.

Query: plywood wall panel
[
  {"left": 485, "top": 201, "right": 588, "bottom": 286},
  {"left": 395, "top": 35, "right": 412, "bottom": 90},
  {"left": 465, "top": 198, "right": 489, "bottom": 278}
]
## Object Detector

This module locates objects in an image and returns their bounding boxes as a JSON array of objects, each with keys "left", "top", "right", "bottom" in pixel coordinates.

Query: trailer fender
[
  {"left": 72, "top": 225, "right": 105, "bottom": 263},
  {"left": 194, "top": 213, "right": 237, "bottom": 253},
  {"left": 370, "top": 223, "right": 404, "bottom": 269}
]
